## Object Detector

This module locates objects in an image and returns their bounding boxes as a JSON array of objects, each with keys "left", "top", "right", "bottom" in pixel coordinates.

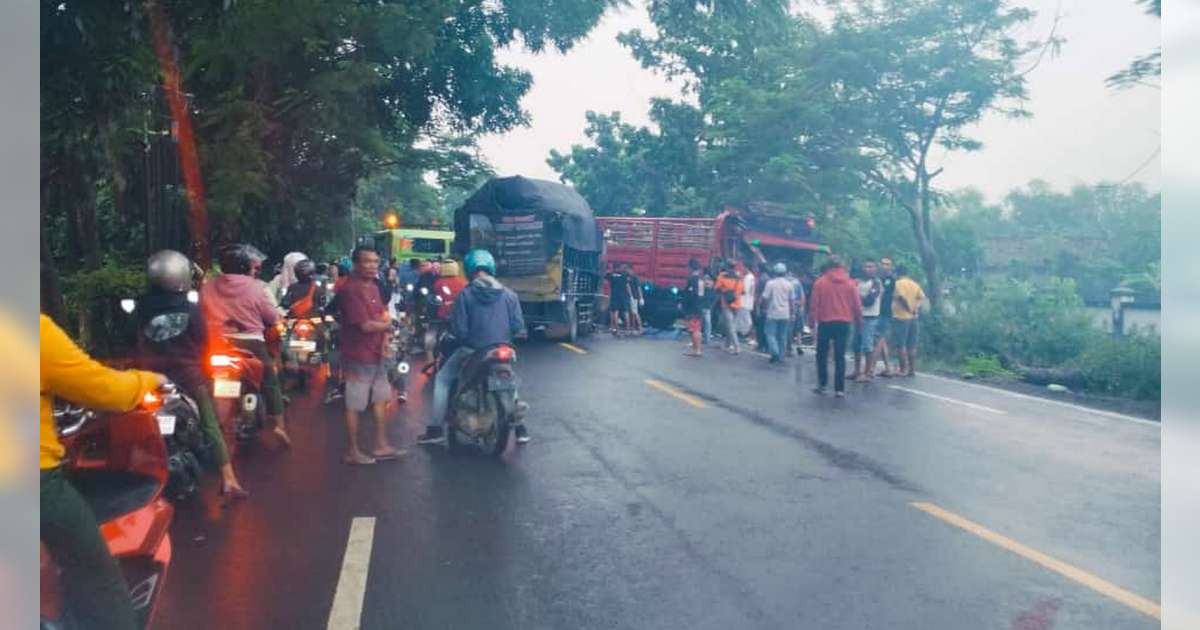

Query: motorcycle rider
[
  {"left": 281, "top": 258, "right": 326, "bottom": 319},
  {"left": 134, "top": 250, "right": 248, "bottom": 499},
  {"left": 267, "top": 251, "right": 308, "bottom": 306},
  {"left": 432, "top": 259, "right": 467, "bottom": 320},
  {"left": 201, "top": 243, "right": 292, "bottom": 447},
  {"left": 418, "top": 249, "right": 530, "bottom": 446},
  {"left": 41, "top": 314, "right": 165, "bottom": 630}
]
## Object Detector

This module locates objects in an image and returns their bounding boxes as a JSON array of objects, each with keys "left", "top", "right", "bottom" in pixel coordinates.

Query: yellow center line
[
  {"left": 911, "top": 502, "right": 1161, "bottom": 620},
  {"left": 559, "top": 342, "right": 588, "bottom": 355},
  {"left": 644, "top": 378, "right": 707, "bottom": 409}
]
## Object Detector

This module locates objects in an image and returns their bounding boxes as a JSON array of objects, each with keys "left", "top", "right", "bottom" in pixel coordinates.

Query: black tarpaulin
[{"left": 454, "top": 176, "right": 603, "bottom": 254}]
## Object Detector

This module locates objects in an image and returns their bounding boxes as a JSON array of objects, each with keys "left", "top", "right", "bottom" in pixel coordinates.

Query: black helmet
[
  {"left": 294, "top": 259, "right": 316, "bottom": 282},
  {"left": 218, "top": 243, "right": 267, "bottom": 275}
]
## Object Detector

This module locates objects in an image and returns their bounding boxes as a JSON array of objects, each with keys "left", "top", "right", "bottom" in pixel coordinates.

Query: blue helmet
[{"left": 464, "top": 249, "right": 497, "bottom": 277}]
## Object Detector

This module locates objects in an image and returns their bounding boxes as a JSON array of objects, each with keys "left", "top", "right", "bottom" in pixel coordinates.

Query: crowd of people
[
  {"left": 39, "top": 241, "right": 529, "bottom": 629},
  {"left": 676, "top": 254, "right": 927, "bottom": 397}
]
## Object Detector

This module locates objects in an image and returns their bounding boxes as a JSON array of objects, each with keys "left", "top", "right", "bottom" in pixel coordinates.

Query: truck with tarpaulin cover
[
  {"left": 597, "top": 203, "right": 830, "bottom": 329},
  {"left": 453, "top": 176, "right": 604, "bottom": 342}
]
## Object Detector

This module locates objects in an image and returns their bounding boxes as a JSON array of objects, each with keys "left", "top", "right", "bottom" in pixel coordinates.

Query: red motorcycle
[{"left": 41, "top": 388, "right": 176, "bottom": 629}]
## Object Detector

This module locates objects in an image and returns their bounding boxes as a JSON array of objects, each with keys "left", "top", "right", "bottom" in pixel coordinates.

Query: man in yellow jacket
[{"left": 41, "top": 314, "right": 163, "bottom": 630}]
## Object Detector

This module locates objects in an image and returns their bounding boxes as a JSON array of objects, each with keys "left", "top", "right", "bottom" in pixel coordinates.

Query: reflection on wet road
[{"left": 156, "top": 333, "right": 1160, "bottom": 630}]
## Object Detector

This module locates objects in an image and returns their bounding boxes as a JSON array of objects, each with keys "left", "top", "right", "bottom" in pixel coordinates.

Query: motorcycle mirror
[
  {"left": 120, "top": 298, "right": 136, "bottom": 314},
  {"left": 186, "top": 290, "right": 199, "bottom": 304}
]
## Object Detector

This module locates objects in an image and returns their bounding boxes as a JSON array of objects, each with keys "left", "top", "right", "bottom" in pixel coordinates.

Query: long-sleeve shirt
[
  {"left": 807, "top": 268, "right": 864, "bottom": 328},
  {"left": 40, "top": 315, "right": 160, "bottom": 469}
]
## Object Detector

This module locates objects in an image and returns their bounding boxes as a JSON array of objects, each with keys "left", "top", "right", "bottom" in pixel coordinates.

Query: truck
[
  {"left": 454, "top": 176, "right": 605, "bottom": 342},
  {"left": 597, "top": 203, "right": 829, "bottom": 329}
]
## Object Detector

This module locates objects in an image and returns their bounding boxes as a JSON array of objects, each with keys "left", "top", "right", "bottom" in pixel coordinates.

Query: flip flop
[
  {"left": 343, "top": 454, "right": 376, "bottom": 466},
  {"left": 684, "top": 351, "right": 703, "bottom": 358}
]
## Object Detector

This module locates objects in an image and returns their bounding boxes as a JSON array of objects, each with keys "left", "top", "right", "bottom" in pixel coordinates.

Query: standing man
[
  {"left": 851, "top": 260, "right": 883, "bottom": 381},
  {"left": 739, "top": 262, "right": 757, "bottom": 347},
  {"left": 683, "top": 257, "right": 705, "bottom": 357},
  {"left": 626, "top": 263, "right": 645, "bottom": 334},
  {"left": 605, "top": 262, "right": 631, "bottom": 333},
  {"left": 889, "top": 264, "right": 927, "bottom": 377},
  {"left": 336, "top": 245, "right": 405, "bottom": 465},
  {"left": 701, "top": 267, "right": 718, "bottom": 345},
  {"left": 869, "top": 257, "right": 897, "bottom": 377},
  {"left": 714, "top": 262, "right": 744, "bottom": 354},
  {"left": 808, "top": 257, "right": 863, "bottom": 397},
  {"left": 759, "top": 263, "right": 795, "bottom": 363},
  {"left": 785, "top": 269, "right": 806, "bottom": 356}
]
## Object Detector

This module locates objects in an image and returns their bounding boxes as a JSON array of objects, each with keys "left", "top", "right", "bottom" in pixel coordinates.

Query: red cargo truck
[{"left": 597, "top": 205, "right": 829, "bottom": 329}]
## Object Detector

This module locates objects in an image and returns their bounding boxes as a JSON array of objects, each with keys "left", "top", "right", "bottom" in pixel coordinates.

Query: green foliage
[
  {"left": 963, "top": 354, "right": 1013, "bottom": 379},
  {"left": 1069, "top": 332, "right": 1161, "bottom": 400},
  {"left": 60, "top": 263, "right": 147, "bottom": 356},
  {"left": 1107, "top": 0, "right": 1160, "bottom": 89}
]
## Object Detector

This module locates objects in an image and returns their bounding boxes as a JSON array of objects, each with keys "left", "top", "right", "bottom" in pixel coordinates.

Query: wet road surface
[{"left": 156, "top": 333, "right": 1160, "bottom": 630}]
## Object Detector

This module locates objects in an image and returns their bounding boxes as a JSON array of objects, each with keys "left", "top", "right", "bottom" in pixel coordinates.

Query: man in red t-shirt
[{"left": 336, "top": 246, "right": 405, "bottom": 465}]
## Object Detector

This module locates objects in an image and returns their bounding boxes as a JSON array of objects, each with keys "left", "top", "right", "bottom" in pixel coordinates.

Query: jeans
[
  {"left": 41, "top": 468, "right": 139, "bottom": 630},
  {"left": 701, "top": 308, "right": 712, "bottom": 344},
  {"left": 816, "top": 321, "right": 851, "bottom": 392},
  {"left": 431, "top": 347, "right": 473, "bottom": 429},
  {"left": 721, "top": 308, "right": 739, "bottom": 351},
  {"left": 764, "top": 318, "right": 790, "bottom": 360}
]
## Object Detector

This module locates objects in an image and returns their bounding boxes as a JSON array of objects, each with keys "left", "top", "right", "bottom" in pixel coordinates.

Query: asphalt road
[{"left": 156, "top": 332, "right": 1161, "bottom": 630}]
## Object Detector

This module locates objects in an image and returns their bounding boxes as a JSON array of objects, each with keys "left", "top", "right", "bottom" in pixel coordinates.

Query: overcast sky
[{"left": 476, "top": 0, "right": 1161, "bottom": 203}]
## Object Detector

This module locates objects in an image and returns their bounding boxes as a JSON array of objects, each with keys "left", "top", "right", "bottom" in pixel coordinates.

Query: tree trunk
[{"left": 910, "top": 169, "right": 942, "bottom": 312}]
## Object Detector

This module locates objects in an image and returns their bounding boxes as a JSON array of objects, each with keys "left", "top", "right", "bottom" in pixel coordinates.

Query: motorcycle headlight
[{"left": 396, "top": 361, "right": 410, "bottom": 375}]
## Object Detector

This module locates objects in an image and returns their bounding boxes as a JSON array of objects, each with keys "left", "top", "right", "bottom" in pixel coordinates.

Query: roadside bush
[
  {"left": 1069, "top": 332, "right": 1161, "bottom": 400},
  {"left": 60, "top": 263, "right": 145, "bottom": 357},
  {"left": 928, "top": 276, "right": 1160, "bottom": 400}
]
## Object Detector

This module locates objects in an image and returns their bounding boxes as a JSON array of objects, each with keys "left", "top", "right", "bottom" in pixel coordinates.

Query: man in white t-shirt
[
  {"left": 852, "top": 260, "right": 883, "bottom": 381},
  {"left": 760, "top": 263, "right": 795, "bottom": 363},
  {"left": 739, "top": 264, "right": 757, "bottom": 344}
]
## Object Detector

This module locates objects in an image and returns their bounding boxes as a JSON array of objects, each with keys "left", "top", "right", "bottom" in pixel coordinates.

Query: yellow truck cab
[{"left": 372, "top": 228, "right": 455, "bottom": 263}]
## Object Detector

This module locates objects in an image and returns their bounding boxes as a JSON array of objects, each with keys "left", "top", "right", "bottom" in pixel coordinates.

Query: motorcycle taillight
[
  {"left": 494, "top": 346, "right": 515, "bottom": 362},
  {"left": 294, "top": 321, "right": 314, "bottom": 339}
]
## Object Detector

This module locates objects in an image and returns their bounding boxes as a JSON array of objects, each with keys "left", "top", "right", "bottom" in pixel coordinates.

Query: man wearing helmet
[
  {"left": 202, "top": 243, "right": 292, "bottom": 447},
  {"left": 136, "top": 250, "right": 248, "bottom": 498},
  {"left": 281, "top": 258, "right": 326, "bottom": 319},
  {"left": 759, "top": 262, "right": 796, "bottom": 364},
  {"left": 417, "top": 249, "right": 529, "bottom": 445}
]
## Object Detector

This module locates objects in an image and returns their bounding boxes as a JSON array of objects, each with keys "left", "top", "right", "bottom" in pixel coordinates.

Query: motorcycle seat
[{"left": 69, "top": 469, "right": 160, "bottom": 524}]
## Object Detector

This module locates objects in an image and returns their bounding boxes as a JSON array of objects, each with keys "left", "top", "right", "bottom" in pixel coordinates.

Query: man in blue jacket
[{"left": 418, "top": 249, "right": 529, "bottom": 445}]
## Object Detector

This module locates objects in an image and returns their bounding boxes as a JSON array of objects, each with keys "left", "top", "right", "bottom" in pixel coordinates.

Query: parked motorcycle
[
  {"left": 41, "top": 388, "right": 176, "bottom": 629},
  {"left": 444, "top": 342, "right": 520, "bottom": 456}
]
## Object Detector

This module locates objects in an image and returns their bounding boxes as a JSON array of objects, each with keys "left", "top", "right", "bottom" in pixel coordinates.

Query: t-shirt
[
  {"left": 337, "top": 276, "right": 388, "bottom": 363},
  {"left": 858, "top": 278, "right": 883, "bottom": 318},
  {"left": 879, "top": 276, "right": 896, "bottom": 320},
  {"left": 740, "top": 272, "right": 757, "bottom": 312},
  {"left": 891, "top": 276, "right": 926, "bottom": 321},
  {"left": 606, "top": 272, "right": 631, "bottom": 306},
  {"left": 761, "top": 277, "right": 794, "bottom": 320},
  {"left": 714, "top": 274, "right": 743, "bottom": 310}
]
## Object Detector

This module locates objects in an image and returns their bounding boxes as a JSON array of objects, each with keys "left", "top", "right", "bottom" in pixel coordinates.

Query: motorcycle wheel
[{"left": 480, "top": 391, "right": 511, "bottom": 457}]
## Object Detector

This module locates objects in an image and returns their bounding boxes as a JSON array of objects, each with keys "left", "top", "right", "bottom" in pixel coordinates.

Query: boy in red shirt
[{"left": 807, "top": 256, "right": 863, "bottom": 397}]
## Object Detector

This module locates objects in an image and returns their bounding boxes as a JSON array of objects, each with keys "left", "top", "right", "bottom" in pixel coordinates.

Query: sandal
[
  {"left": 372, "top": 448, "right": 407, "bottom": 461},
  {"left": 343, "top": 453, "right": 376, "bottom": 466}
]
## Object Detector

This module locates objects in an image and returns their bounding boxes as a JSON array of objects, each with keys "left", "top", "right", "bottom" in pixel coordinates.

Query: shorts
[
  {"left": 890, "top": 318, "right": 919, "bottom": 350},
  {"left": 876, "top": 316, "right": 892, "bottom": 339},
  {"left": 686, "top": 316, "right": 702, "bottom": 333},
  {"left": 343, "top": 360, "right": 393, "bottom": 412},
  {"left": 856, "top": 317, "right": 879, "bottom": 354}
]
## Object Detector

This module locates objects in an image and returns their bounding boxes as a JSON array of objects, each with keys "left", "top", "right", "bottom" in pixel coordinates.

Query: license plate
[
  {"left": 289, "top": 340, "right": 317, "bottom": 352},
  {"left": 214, "top": 378, "right": 243, "bottom": 399},
  {"left": 157, "top": 414, "right": 176, "bottom": 436}
]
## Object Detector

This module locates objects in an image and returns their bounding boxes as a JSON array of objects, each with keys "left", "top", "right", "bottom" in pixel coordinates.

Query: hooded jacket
[
  {"left": 135, "top": 288, "right": 209, "bottom": 389},
  {"left": 449, "top": 275, "right": 525, "bottom": 350},
  {"left": 807, "top": 267, "right": 864, "bottom": 328},
  {"left": 201, "top": 274, "right": 281, "bottom": 339}
]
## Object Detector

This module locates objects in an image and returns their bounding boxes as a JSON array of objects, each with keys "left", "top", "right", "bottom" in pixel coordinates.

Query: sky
[{"left": 476, "top": 0, "right": 1162, "bottom": 203}]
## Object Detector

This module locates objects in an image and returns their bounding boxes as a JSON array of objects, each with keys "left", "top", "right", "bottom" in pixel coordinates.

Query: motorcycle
[
  {"left": 384, "top": 319, "right": 412, "bottom": 394},
  {"left": 41, "top": 387, "right": 176, "bottom": 629},
  {"left": 209, "top": 339, "right": 268, "bottom": 446},
  {"left": 444, "top": 342, "right": 520, "bottom": 456},
  {"left": 277, "top": 315, "right": 331, "bottom": 392}
]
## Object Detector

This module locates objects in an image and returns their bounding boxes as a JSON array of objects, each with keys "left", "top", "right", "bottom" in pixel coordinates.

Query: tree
[
  {"left": 1107, "top": 0, "right": 1160, "bottom": 90},
  {"left": 821, "top": 0, "right": 1044, "bottom": 309}
]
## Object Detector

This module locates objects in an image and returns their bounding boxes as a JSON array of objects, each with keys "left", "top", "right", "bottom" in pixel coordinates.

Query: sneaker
[
  {"left": 812, "top": 387, "right": 827, "bottom": 395},
  {"left": 417, "top": 426, "right": 446, "bottom": 445},
  {"left": 834, "top": 391, "right": 846, "bottom": 398},
  {"left": 514, "top": 424, "right": 531, "bottom": 444}
]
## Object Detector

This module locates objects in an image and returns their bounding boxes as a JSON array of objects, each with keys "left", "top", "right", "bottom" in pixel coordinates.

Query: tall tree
[
  {"left": 1107, "top": 0, "right": 1160, "bottom": 89},
  {"left": 821, "top": 0, "right": 1043, "bottom": 309}
]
